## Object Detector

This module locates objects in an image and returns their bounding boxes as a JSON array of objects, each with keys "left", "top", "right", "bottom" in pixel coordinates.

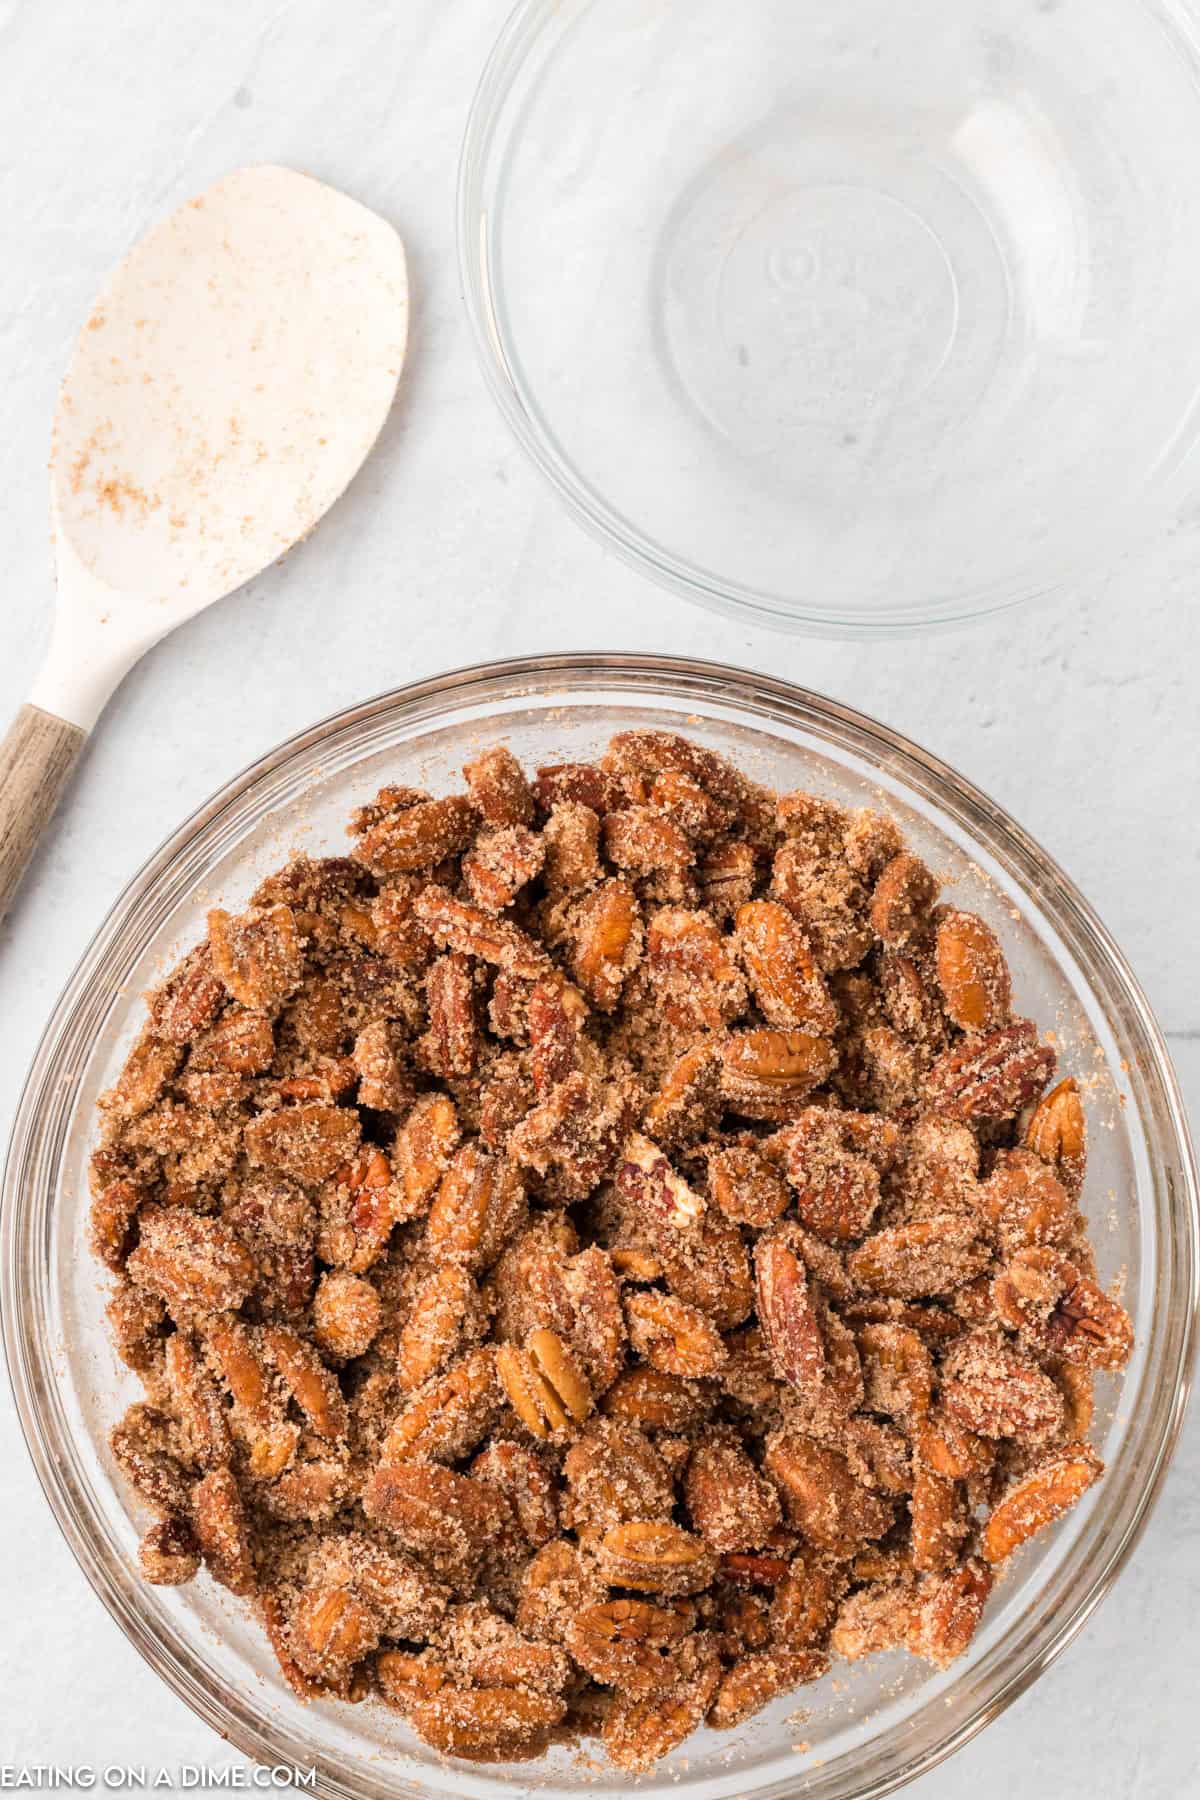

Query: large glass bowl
[
  {"left": 459, "top": 0, "right": 1200, "bottom": 633},
  {"left": 3, "top": 654, "right": 1196, "bottom": 1799}
]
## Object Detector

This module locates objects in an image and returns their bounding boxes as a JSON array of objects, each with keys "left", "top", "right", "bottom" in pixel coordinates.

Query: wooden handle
[{"left": 0, "top": 703, "right": 87, "bottom": 926}]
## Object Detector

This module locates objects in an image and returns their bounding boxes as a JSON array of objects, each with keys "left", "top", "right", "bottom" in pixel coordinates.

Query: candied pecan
[
  {"left": 604, "top": 805, "right": 694, "bottom": 882},
  {"left": 626, "top": 1290, "right": 726, "bottom": 1378},
  {"left": 847, "top": 1216, "right": 990, "bottom": 1300},
  {"left": 316, "top": 1148, "right": 395, "bottom": 1272},
  {"left": 684, "top": 1431, "right": 781, "bottom": 1553},
  {"left": 719, "top": 1029, "right": 837, "bottom": 1120},
  {"left": 393, "top": 1091, "right": 460, "bottom": 1220},
  {"left": 830, "top": 1582, "right": 915, "bottom": 1660},
  {"left": 208, "top": 903, "right": 303, "bottom": 1013},
  {"left": 151, "top": 949, "right": 226, "bottom": 1045},
  {"left": 857, "top": 1324, "right": 934, "bottom": 1422},
  {"left": 935, "top": 908, "right": 1011, "bottom": 1032},
  {"left": 764, "top": 1433, "right": 892, "bottom": 1553},
  {"left": 106, "top": 1280, "right": 168, "bottom": 1375},
  {"left": 527, "top": 976, "right": 587, "bottom": 1095},
  {"left": 982, "top": 1442, "right": 1103, "bottom": 1564},
  {"left": 981, "top": 1148, "right": 1077, "bottom": 1255},
  {"left": 419, "top": 952, "right": 481, "bottom": 1079},
  {"left": 601, "top": 1636, "right": 722, "bottom": 1772},
  {"left": 603, "top": 1367, "right": 718, "bottom": 1432},
  {"left": 397, "top": 1264, "right": 482, "bottom": 1391},
  {"left": 939, "top": 1330, "right": 1066, "bottom": 1441},
  {"left": 907, "top": 1557, "right": 992, "bottom": 1667},
  {"left": 660, "top": 1211, "right": 755, "bottom": 1330},
  {"left": 843, "top": 808, "right": 904, "bottom": 880},
  {"left": 515, "top": 1539, "right": 604, "bottom": 1643},
  {"left": 447, "top": 1600, "right": 571, "bottom": 1693},
  {"left": 193, "top": 1465, "right": 257, "bottom": 1595},
  {"left": 139, "top": 1516, "right": 201, "bottom": 1586},
  {"left": 928, "top": 1019, "right": 1056, "bottom": 1122},
  {"left": 290, "top": 1578, "right": 381, "bottom": 1686},
  {"left": 769, "top": 1555, "right": 845, "bottom": 1648},
  {"left": 720, "top": 1553, "right": 792, "bottom": 1588},
  {"left": 262, "top": 1326, "right": 348, "bottom": 1441},
  {"left": 755, "top": 1235, "right": 833, "bottom": 1401},
  {"left": 910, "top": 1465, "right": 967, "bottom": 1574},
  {"left": 90, "top": 1174, "right": 145, "bottom": 1271},
  {"left": 533, "top": 761, "right": 620, "bottom": 814},
  {"left": 560, "top": 1245, "right": 627, "bottom": 1391},
  {"left": 408, "top": 1683, "right": 565, "bottom": 1760},
  {"left": 617, "top": 1131, "right": 705, "bottom": 1231},
  {"left": 604, "top": 729, "right": 745, "bottom": 802},
  {"left": 423, "top": 1142, "right": 527, "bottom": 1273},
  {"left": 993, "top": 1247, "right": 1133, "bottom": 1371},
  {"left": 496, "top": 1330, "right": 593, "bottom": 1440},
  {"left": 771, "top": 838, "right": 872, "bottom": 972},
  {"left": 245, "top": 1102, "right": 361, "bottom": 1186},
  {"left": 511, "top": 1068, "right": 640, "bottom": 1202},
  {"left": 381, "top": 1348, "right": 501, "bottom": 1465},
  {"left": 916, "top": 1408, "right": 994, "bottom": 1481},
  {"left": 782, "top": 1109, "right": 882, "bottom": 1243},
  {"left": 353, "top": 794, "right": 477, "bottom": 875},
  {"left": 709, "top": 1142, "right": 790, "bottom": 1227},
  {"left": 350, "top": 1018, "right": 410, "bottom": 1111},
  {"left": 312, "top": 1271, "right": 381, "bottom": 1360},
  {"left": 567, "top": 1599, "right": 690, "bottom": 1697},
  {"left": 127, "top": 1207, "right": 256, "bottom": 1314},
  {"left": 643, "top": 1041, "right": 723, "bottom": 1148},
  {"left": 562, "top": 1419, "right": 675, "bottom": 1539},
  {"left": 363, "top": 1463, "right": 508, "bottom": 1578},
  {"left": 735, "top": 900, "right": 839, "bottom": 1033},
  {"left": 111, "top": 1405, "right": 193, "bottom": 1517},
  {"left": 471, "top": 1440, "right": 558, "bottom": 1548},
  {"left": 868, "top": 853, "right": 937, "bottom": 948},
  {"left": 463, "top": 746, "right": 534, "bottom": 826},
  {"left": 165, "top": 1331, "right": 233, "bottom": 1468},
  {"left": 463, "top": 825, "right": 545, "bottom": 913},
  {"left": 541, "top": 801, "right": 602, "bottom": 893},
  {"left": 1024, "top": 1075, "right": 1087, "bottom": 1197},
  {"left": 698, "top": 839, "right": 758, "bottom": 918},
  {"left": 100, "top": 1033, "right": 181, "bottom": 1121},
  {"left": 645, "top": 907, "right": 746, "bottom": 1031},
  {"left": 599, "top": 1520, "right": 717, "bottom": 1596},
  {"left": 413, "top": 885, "right": 550, "bottom": 977},
  {"left": 570, "top": 878, "right": 641, "bottom": 1009},
  {"left": 189, "top": 1008, "right": 275, "bottom": 1074},
  {"left": 478, "top": 1052, "right": 536, "bottom": 1147},
  {"left": 708, "top": 1648, "right": 828, "bottom": 1729}
]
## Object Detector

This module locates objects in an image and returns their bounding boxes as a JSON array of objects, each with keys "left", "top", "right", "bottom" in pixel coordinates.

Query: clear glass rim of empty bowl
[
  {"left": 3, "top": 652, "right": 1197, "bottom": 1798},
  {"left": 456, "top": 0, "right": 1200, "bottom": 637}
]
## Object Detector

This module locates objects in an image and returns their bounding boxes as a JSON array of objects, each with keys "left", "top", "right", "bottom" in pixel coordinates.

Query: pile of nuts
[{"left": 91, "top": 730, "right": 1132, "bottom": 1770}]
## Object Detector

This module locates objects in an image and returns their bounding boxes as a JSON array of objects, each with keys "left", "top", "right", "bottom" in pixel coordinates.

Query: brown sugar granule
[{"left": 93, "top": 730, "right": 1131, "bottom": 1769}]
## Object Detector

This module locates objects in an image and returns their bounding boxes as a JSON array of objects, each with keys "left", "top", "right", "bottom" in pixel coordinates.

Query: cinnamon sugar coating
[{"left": 92, "top": 731, "right": 1131, "bottom": 1769}]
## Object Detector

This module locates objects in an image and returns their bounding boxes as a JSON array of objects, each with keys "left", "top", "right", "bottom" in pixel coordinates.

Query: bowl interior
[
  {"left": 461, "top": 0, "right": 1200, "bottom": 629},
  {"left": 5, "top": 661, "right": 1193, "bottom": 1800}
]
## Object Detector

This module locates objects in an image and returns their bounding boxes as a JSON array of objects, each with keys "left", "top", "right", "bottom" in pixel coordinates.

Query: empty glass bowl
[
  {"left": 459, "top": 0, "right": 1200, "bottom": 632},
  {"left": 3, "top": 656, "right": 1196, "bottom": 1798}
]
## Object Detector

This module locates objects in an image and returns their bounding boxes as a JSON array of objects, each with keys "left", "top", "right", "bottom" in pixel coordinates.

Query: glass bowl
[
  {"left": 459, "top": 0, "right": 1200, "bottom": 634},
  {"left": 3, "top": 654, "right": 1196, "bottom": 1800}
]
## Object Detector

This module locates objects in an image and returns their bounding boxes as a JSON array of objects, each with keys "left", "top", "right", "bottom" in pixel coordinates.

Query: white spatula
[{"left": 0, "top": 163, "right": 408, "bottom": 924}]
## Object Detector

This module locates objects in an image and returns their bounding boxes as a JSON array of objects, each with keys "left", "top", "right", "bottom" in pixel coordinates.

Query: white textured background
[{"left": 0, "top": 2, "right": 1196, "bottom": 1794}]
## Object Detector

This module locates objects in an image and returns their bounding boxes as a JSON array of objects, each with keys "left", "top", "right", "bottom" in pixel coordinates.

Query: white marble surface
[{"left": 0, "top": 2, "right": 1197, "bottom": 1794}]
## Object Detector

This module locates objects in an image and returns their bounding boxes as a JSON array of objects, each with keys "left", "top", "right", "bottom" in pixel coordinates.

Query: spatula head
[{"left": 50, "top": 164, "right": 407, "bottom": 620}]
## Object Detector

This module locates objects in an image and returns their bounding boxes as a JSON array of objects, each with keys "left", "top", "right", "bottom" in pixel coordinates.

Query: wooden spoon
[{"left": 0, "top": 163, "right": 408, "bottom": 923}]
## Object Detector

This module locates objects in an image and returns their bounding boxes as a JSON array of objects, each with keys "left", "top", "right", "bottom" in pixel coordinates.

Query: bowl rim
[
  {"left": 3, "top": 650, "right": 1198, "bottom": 1797},
  {"left": 456, "top": 0, "right": 1200, "bottom": 637}
]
